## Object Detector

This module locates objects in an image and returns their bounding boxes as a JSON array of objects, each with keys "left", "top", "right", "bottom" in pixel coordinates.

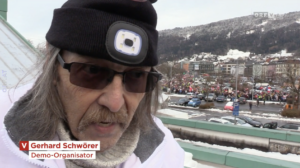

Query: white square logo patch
[
  {"left": 106, "top": 21, "right": 148, "bottom": 64},
  {"left": 114, "top": 29, "right": 142, "bottom": 56}
]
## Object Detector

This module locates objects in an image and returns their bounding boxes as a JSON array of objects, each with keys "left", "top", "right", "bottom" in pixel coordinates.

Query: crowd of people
[{"left": 164, "top": 86, "right": 291, "bottom": 104}]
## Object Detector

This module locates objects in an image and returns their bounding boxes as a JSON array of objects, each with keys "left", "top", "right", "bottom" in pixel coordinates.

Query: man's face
[{"left": 55, "top": 51, "right": 150, "bottom": 151}]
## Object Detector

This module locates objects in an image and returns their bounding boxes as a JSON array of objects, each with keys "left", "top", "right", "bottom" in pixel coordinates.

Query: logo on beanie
[
  {"left": 114, "top": 29, "right": 142, "bottom": 56},
  {"left": 106, "top": 21, "right": 148, "bottom": 65}
]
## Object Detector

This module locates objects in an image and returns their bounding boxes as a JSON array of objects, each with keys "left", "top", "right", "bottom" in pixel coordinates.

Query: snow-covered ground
[
  {"left": 256, "top": 21, "right": 268, "bottom": 27},
  {"left": 164, "top": 94, "right": 187, "bottom": 98},
  {"left": 179, "top": 139, "right": 300, "bottom": 164},
  {"left": 217, "top": 49, "right": 250, "bottom": 61},
  {"left": 175, "top": 48, "right": 294, "bottom": 64},
  {"left": 184, "top": 152, "right": 221, "bottom": 168},
  {"left": 161, "top": 94, "right": 300, "bottom": 167},
  {"left": 158, "top": 107, "right": 300, "bottom": 123},
  {"left": 159, "top": 92, "right": 170, "bottom": 103},
  {"left": 161, "top": 93, "right": 299, "bottom": 123},
  {"left": 267, "top": 49, "right": 293, "bottom": 57},
  {"left": 226, "top": 32, "right": 231, "bottom": 39},
  {"left": 246, "top": 100, "right": 282, "bottom": 105},
  {"left": 158, "top": 108, "right": 190, "bottom": 119},
  {"left": 246, "top": 30, "right": 255, "bottom": 34},
  {"left": 242, "top": 113, "right": 300, "bottom": 123}
]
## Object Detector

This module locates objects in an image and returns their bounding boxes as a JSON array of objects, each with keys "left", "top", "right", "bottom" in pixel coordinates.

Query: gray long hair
[{"left": 19, "top": 43, "right": 160, "bottom": 141}]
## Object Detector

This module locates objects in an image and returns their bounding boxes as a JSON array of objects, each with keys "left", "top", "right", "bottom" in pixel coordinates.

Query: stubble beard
[{"left": 75, "top": 105, "right": 133, "bottom": 151}]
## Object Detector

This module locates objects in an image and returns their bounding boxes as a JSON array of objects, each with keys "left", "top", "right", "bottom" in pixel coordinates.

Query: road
[
  {"left": 168, "top": 95, "right": 283, "bottom": 113},
  {"left": 163, "top": 94, "right": 300, "bottom": 127},
  {"left": 166, "top": 106, "right": 300, "bottom": 128},
  {"left": 211, "top": 100, "right": 282, "bottom": 113}
]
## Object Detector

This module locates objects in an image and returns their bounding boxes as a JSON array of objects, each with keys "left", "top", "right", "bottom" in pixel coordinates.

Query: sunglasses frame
[{"left": 57, "top": 54, "right": 162, "bottom": 92}]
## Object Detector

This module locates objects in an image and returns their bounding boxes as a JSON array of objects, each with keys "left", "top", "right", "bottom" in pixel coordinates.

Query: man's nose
[{"left": 97, "top": 75, "right": 125, "bottom": 112}]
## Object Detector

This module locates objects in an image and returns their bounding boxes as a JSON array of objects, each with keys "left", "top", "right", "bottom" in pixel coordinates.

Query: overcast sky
[{"left": 7, "top": 0, "right": 300, "bottom": 46}]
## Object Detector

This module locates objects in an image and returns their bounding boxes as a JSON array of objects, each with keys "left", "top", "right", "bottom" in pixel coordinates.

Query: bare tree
[
  {"left": 201, "top": 76, "right": 212, "bottom": 97},
  {"left": 253, "top": 64, "right": 263, "bottom": 85},
  {"left": 215, "top": 70, "right": 227, "bottom": 93},
  {"left": 36, "top": 42, "right": 47, "bottom": 56},
  {"left": 275, "top": 73, "right": 286, "bottom": 86},
  {"left": 266, "top": 69, "right": 277, "bottom": 85},
  {"left": 156, "top": 63, "right": 186, "bottom": 88},
  {"left": 156, "top": 63, "right": 186, "bottom": 80},
  {"left": 26, "top": 39, "right": 34, "bottom": 46},
  {"left": 282, "top": 62, "right": 300, "bottom": 109},
  {"left": 175, "top": 74, "right": 184, "bottom": 87}
]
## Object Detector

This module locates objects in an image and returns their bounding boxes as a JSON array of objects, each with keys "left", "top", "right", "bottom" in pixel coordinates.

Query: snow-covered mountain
[
  {"left": 159, "top": 11, "right": 300, "bottom": 38},
  {"left": 158, "top": 11, "right": 300, "bottom": 63},
  {"left": 176, "top": 49, "right": 294, "bottom": 65}
]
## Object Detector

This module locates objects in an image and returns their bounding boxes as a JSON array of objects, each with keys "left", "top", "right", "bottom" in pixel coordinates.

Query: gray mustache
[{"left": 77, "top": 106, "right": 129, "bottom": 132}]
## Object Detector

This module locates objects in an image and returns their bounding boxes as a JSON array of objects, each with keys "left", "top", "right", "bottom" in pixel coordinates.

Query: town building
[
  {"left": 262, "top": 63, "right": 276, "bottom": 82},
  {"left": 253, "top": 64, "right": 263, "bottom": 79},
  {"left": 180, "top": 61, "right": 214, "bottom": 75},
  {"left": 275, "top": 60, "right": 300, "bottom": 77},
  {"left": 244, "top": 61, "right": 256, "bottom": 77},
  {"left": 223, "top": 61, "right": 246, "bottom": 75}
]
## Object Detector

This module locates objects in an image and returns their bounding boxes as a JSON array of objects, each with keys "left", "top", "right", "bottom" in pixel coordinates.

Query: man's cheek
[{"left": 66, "top": 114, "right": 80, "bottom": 132}]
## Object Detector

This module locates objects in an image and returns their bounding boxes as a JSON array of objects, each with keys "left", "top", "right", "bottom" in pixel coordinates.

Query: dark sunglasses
[{"left": 57, "top": 54, "right": 162, "bottom": 93}]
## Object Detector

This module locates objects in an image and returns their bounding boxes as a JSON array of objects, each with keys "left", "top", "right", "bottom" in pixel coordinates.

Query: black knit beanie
[{"left": 46, "top": 0, "right": 158, "bottom": 66}]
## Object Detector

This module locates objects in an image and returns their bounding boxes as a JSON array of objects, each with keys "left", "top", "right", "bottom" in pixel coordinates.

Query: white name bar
[{"left": 29, "top": 151, "right": 96, "bottom": 159}]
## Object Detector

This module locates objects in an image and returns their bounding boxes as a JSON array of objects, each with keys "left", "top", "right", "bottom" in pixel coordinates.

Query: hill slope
[{"left": 158, "top": 11, "right": 300, "bottom": 63}]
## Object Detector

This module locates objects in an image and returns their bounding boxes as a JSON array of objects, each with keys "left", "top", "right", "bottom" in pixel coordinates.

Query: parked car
[
  {"left": 186, "top": 92, "right": 195, "bottom": 99},
  {"left": 224, "top": 102, "right": 234, "bottom": 111},
  {"left": 238, "top": 97, "right": 247, "bottom": 104},
  {"left": 216, "top": 95, "right": 226, "bottom": 102},
  {"left": 206, "top": 93, "right": 216, "bottom": 102},
  {"left": 221, "top": 116, "right": 252, "bottom": 127},
  {"left": 187, "top": 98, "right": 201, "bottom": 107},
  {"left": 262, "top": 122, "right": 278, "bottom": 129},
  {"left": 197, "top": 94, "right": 205, "bottom": 100},
  {"left": 237, "top": 116, "right": 262, "bottom": 127},
  {"left": 176, "top": 98, "right": 190, "bottom": 106},
  {"left": 278, "top": 123, "right": 300, "bottom": 131},
  {"left": 208, "top": 118, "right": 233, "bottom": 125}
]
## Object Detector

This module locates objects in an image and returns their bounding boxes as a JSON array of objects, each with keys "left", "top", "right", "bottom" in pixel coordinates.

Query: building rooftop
[{"left": 0, "top": 15, "right": 41, "bottom": 89}]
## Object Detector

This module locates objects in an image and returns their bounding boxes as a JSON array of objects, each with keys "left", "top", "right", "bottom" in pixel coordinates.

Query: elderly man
[{"left": 0, "top": 0, "right": 184, "bottom": 167}]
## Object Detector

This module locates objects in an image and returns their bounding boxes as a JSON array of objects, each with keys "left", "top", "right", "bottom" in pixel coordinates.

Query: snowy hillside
[
  {"left": 175, "top": 49, "right": 294, "bottom": 64},
  {"left": 159, "top": 11, "right": 300, "bottom": 38},
  {"left": 158, "top": 11, "right": 300, "bottom": 63},
  {"left": 218, "top": 49, "right": 250, "bottom": 61}
]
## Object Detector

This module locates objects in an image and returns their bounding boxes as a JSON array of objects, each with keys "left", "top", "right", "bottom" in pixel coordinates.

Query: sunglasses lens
[
  {"left": 125, "top": 71, "right": 158, "bottom": 93},
  {"left": 68, "top": 63, "right": 160, "bottom": 93},
  {"left": 69, "top": 63, "right": 112, "bottom": 89},
  {"left": 145, "top": 73, "right": 159, "bottom": 92}
]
